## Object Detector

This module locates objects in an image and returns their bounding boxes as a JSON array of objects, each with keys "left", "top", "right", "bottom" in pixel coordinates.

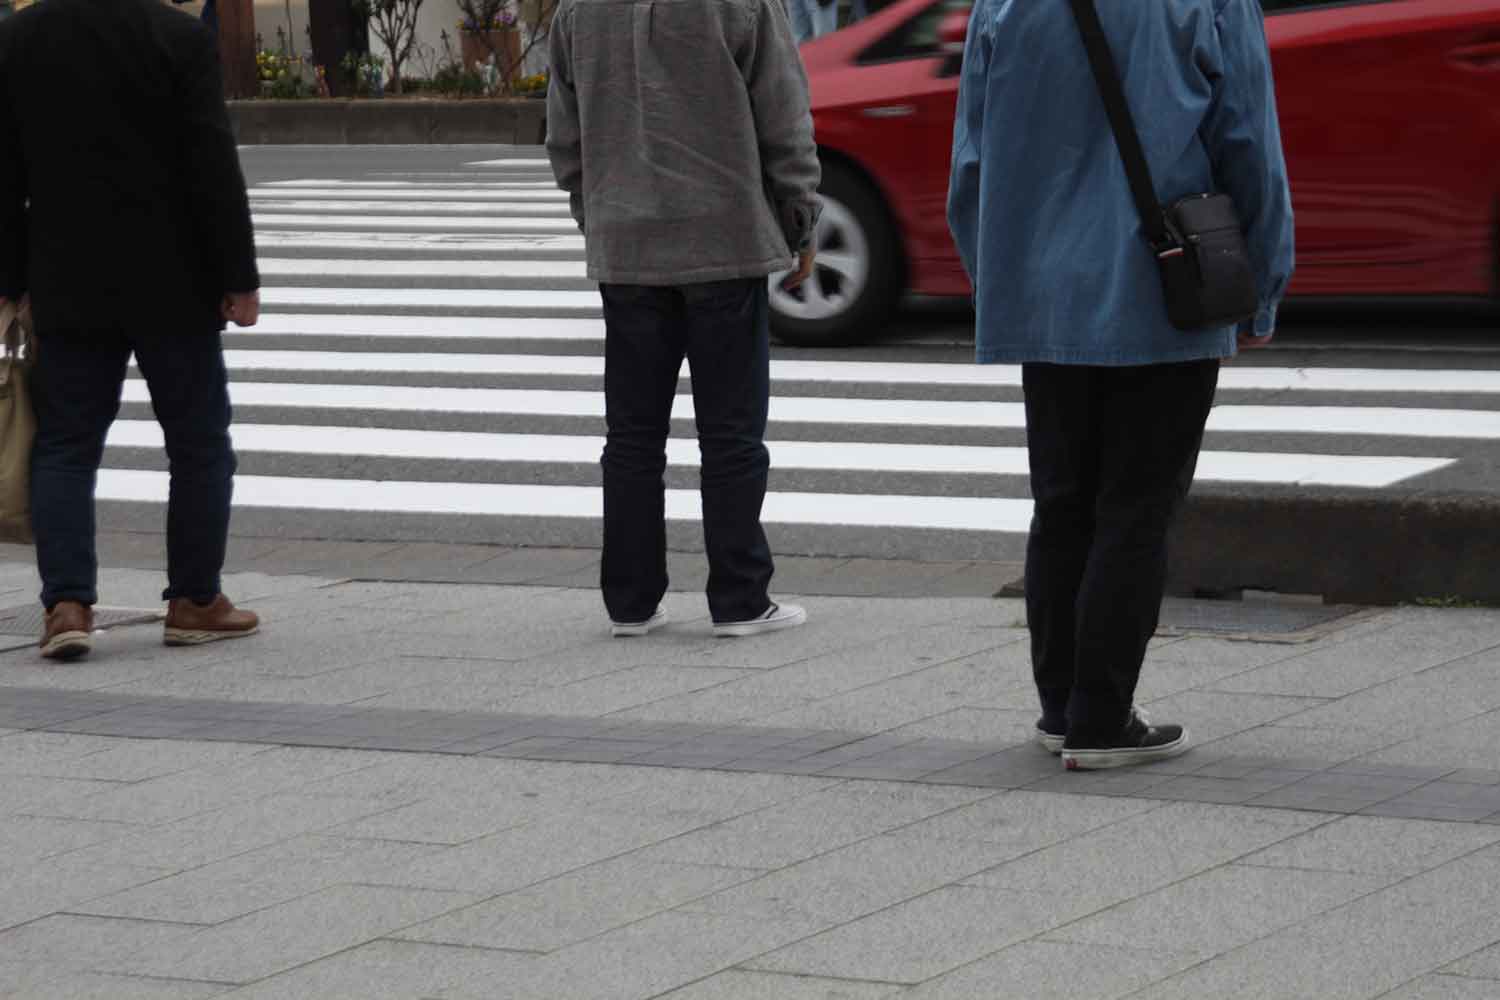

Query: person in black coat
[{"left": 0, "top": 0, "right": 263, "bottom": 660}]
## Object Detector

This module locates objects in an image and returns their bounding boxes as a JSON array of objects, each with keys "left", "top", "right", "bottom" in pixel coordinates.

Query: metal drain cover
[
  {"left": 1157, "top": 598, "right": 1365, "bottom": 641},
  {"left": 0, "top": 604, "right": 164, "bottom": 637}
]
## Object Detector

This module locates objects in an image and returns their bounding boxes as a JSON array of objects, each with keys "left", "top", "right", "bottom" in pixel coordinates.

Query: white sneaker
[
  {"left": 713, "top": 602, "right": 807, "bottom": 638},
  {"left": 611, "top": 606, "right": 668, "bottom": 638}
]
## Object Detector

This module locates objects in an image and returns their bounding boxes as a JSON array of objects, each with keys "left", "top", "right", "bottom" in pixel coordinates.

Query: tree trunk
[
  {"left": 218, "top": 0, "right": 258, "bottom": 100},
  {"left": 309, "top": 0, "right": 367, "bottom": 95}
]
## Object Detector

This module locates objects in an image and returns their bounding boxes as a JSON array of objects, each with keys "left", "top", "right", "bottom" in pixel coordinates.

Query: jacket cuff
[
  {"left": 781, "top": 198, "right": 822, "bottom": 253},
  {"left": 1251, "top": 301, "right": 1279, "bottom": 337}
]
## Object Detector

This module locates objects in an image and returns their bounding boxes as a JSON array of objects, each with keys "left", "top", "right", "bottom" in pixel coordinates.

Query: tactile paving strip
[{"left": 0, "top": 604, "right": 164, "bottom": 637}]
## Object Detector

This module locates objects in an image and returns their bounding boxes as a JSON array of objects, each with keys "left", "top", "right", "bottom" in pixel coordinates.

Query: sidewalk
[{"left": 4, "top": 550, "right": 1500, "bottom": 998}]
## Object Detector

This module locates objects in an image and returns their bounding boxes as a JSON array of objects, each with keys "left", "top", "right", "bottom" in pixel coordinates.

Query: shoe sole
[
  {"left": 164, "top": 625, "right": 260, "bottom": 647},
  {"left": 1037, "top": 729, "right": 1065, "bottom": 755},
  {"left": 1062, "top": 730, "right": 1190, "bottom": 771},
  {"left": 611, "top": 616, "right": 667, "bottom": 638},
  {"left": 713, "top": 606, "right": 808, "bottom": 639},
  {"left": 41, "top": 631, "right": 93, "bottom": 661}
]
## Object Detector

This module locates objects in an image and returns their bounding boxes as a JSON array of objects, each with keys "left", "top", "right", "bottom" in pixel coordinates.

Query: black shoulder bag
[{"left": 1068, "top": 0, "right": 1259, "bottom": 332}]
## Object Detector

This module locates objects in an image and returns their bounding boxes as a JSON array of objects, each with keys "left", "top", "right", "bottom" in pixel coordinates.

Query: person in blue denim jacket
[{"left": 947, "top": 0, "right": 1294, "bottom": 770}]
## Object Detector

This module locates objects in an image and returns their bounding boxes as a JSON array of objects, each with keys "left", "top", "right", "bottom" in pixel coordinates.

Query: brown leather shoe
[
  {"left": 164, "top": 594, "right": 260, "bottom": 646},
  {"left": 41, "top": 602, "right": 94, "bottom": 661}
]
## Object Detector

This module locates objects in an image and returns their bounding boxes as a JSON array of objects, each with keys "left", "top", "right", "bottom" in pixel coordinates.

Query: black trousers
[
  {"left": 598, "top": 279, "right": 774, "bottom": 625},
  {"left": 1022, "top": 360, "right": 1219, "bottom": 743},
  {"left": 30, "top": 329, "right": 236, "bottom": 609}
]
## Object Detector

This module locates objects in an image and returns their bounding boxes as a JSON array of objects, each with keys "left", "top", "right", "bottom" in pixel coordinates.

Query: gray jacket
[{"left": 545, "top": 0, "right": 821, "bottom": 286}]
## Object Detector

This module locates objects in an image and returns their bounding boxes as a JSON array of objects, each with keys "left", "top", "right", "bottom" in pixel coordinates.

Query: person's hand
[
  {"left": 222, "top": 290, "right": 260, "bottom": 328},
  {"left": 780, "top": 249, "right": 817, "bottom": 292}
]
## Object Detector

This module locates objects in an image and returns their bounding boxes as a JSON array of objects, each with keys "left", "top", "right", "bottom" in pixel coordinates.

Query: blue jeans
[
  {"left": 598, "top": 280, "right": 774, "bottom": 625},
  {"left": 30, "top": 330, "right": 236, "bottom": 609},
  {"left": 787, "top": 0, "right": 838, "bottom": 42}
]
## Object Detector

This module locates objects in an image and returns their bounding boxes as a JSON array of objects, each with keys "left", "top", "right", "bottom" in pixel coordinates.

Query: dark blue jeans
[
  {"left": 599, "top": 280, "right": 774, "bottom": 625},
  {"left": 30, "top": 330, "right": 236, "bottom": 609},
  {"left": 1022, "top": 360, "right": 1219, "bottom": 743}
]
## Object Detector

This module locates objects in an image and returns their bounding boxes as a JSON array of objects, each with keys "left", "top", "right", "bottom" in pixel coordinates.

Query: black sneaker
[{"left": 1062, "top": 708, "right": 1189, "bottom": 771}]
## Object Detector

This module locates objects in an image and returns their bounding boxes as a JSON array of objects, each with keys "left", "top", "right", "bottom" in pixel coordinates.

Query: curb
[
  {"left": 1170, "top": 490, "right": 1500, "bottom": 606},
  {"left": 228, "top": 98, "right": 547, "bottom": 145}
]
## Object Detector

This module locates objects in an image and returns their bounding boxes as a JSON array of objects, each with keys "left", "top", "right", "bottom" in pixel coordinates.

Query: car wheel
[{"left": 769, "top": 162, "right": 902, "bottom": 348}]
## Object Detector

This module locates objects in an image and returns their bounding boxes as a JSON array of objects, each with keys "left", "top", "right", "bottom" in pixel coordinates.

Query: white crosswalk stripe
[{"left": 102, "top": 153, "right": 1479, "bottom": 553}]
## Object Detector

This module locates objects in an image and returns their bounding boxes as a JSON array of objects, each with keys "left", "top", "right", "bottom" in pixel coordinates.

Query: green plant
[
  {"left": 430, "top": 31, "right": 485, "bottom": 97},
  {"left": 1412, "top": 596, "right": 1488, "bottom": 609},
  {"left": 432, "top": 61, "right": 486, "bottom": 97},
  {"left": 256, "top": 48, "right": 312, "bottom": 99},
  {"left": 454, "top": 0, "right": 554, "bottom": 94},
  {"left": 340, "top": 50, "right": 387, "bottom": 97},
  {"left": 513, "top": 70, "right": 548, "bottom": 96}
]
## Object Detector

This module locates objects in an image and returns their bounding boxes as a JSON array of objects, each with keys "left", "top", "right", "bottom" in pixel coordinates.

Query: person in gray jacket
[{"left": 546, "top": 0, "right": 820, "bottom": 639}]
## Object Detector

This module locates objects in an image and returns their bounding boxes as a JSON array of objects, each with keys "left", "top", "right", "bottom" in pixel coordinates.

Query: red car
[{"left": 770, "top": 0, "right": 1500, "bottom": 346}]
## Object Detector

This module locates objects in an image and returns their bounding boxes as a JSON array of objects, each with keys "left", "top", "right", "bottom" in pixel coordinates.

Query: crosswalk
[{"left": 99, "top": 149, "right": 1486, "bottom": 562}]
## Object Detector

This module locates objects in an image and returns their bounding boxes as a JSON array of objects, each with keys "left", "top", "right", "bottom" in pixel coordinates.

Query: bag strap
[{"left": 1066, "top": 0, "right": 1174, "bottom": 250}]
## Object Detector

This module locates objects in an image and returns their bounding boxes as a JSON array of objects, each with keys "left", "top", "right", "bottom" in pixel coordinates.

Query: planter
[
  {"left": 460, "top": 28, "right": 523, "bottom": 80},
  {"left": 228, "top": 98, "right": 547, "bottom": 145},
  {"left": 519, "top": 0, "right": 557, "bottom": 30}
]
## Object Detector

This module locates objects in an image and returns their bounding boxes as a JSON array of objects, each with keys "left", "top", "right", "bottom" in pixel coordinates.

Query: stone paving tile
[
  {"left": 961, "top": 803, "right": 1326, "bottom": 912},
  {"left": 116, "top": 884, "right": 481, "bottom": 985},
  {"left": 902, "top": 940, "right": 1202, "bottom": 1000},
  {"left": 0, "top": 914, "right": 202, "bottom": 975},
  {"left": 1206, "top": 610, "right": 1500, "bottom": 700},
  {"left": 1445, "top": 940, "right": 1500, "bottom": 980},
  {"left": 657, "top": 970, "right": 906, "bottom": 999},
  {"left": 3, "top": 972, "right": 232, "bottom": 1000},
  {"left": 921, "top": 746, "right": 1062, "bottom": 789},
  {"left": 748, "top": 649, "right": 1032, "bottom": 734},
  {"left": 0, "top": 961, "right": 60, "bottom": 997},
  {"left": 897, "top": 789, "right": 1158, "bottom": 851},
  {"left": 1275, "top": 658, "right": 1500, "bottom": 744},
  {"left": 13, "top": 683, "right": 1500, "bottom": 822},
  {"left": 394, "top": 856, "right": 760, "bottom": 952},
  {"left": 0, "top": 813, "right": 142, "bottom": 863},
  {"left": 1245, "top": 772, "right": 1436, "bottom": 814},
  {"left": 518, "top": 908, "right": 828, "bottom": 1000},
  {"left": 59, "top": 792, "right": 410, "bottom": 870},
  {"left": 1363, "top": 782, "right": 1500, "bottom": 823},
  {"left": 679, "top": 833, "right": 1026, "bottom": 928},
  {"left": 1043, "top": 863, "right": 1394, "bottom": 960},
  {"left": 631, "top": 783, "right": 992, "bottom": 870},
  {"left": 746, "top": 885, "right": 1066, "bottom": 984},
  {"left": 885, "top": 706, "right": 1042, "bottom": 746},
  {"left": 212, "top": 939, "right": 540, "bottom": 1000},
  {"left": 377, "top": 807, "right": 721, "bottom": 895},
  {"left": 1379, "top": 974, "right": 1500, "bottom": 999},
  {"left": 0, "top": 855, "right": 172, "bottom": 933},
  {"left": 1240, "top": 815, "right": 1500, "bottom": 876},
  {"left": 1140, "top": 845, "right": 1500, "bottom": 1000},
  {"left": 2, "top": 738, "right": 263, "bottom": 783},
  {"left": 73, "top": 835, "right": 444, "bottom": 925},
  {"left": 1135, "top": 690, "right": 1331, "bottom": 744}
]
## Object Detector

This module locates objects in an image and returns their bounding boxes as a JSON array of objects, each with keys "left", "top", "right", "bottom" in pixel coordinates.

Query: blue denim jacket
[{"left": 947, "top": 0, "right": 1294, "bottom": 366}]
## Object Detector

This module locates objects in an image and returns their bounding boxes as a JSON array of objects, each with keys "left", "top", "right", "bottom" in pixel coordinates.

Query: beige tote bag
[{"left": 0, "top": 299, "right": 36, "bottom": 544}]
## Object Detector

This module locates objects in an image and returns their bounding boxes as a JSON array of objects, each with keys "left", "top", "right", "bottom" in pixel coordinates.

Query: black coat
[{"left": 0, "top": 0, "right": 258, "bottom": 336}]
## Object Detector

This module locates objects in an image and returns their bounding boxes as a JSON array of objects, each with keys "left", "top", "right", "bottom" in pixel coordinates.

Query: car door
[
  {"left": 814, "top": 0, "right": 973, "bottom": 294},
  {"left": 1264, "top": 0, "right": 1500, "bottom": 297}
]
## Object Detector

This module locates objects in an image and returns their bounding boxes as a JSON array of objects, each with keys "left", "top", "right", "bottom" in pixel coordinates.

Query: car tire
[{"left": 769, "top": 161, "right": 903, "bottom": 348}]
